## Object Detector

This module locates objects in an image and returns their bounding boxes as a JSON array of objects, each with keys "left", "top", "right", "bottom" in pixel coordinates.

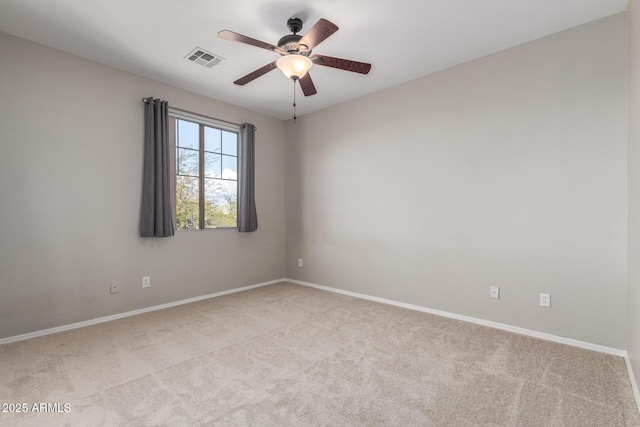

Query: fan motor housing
[{"left": 278, "top": 34, "right": 306, "bottom": 53}]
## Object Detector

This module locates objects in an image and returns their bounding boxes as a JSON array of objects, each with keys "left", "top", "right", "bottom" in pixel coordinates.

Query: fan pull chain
[{"left": 293, "top": 79, "right": 297, "bottom": 122}]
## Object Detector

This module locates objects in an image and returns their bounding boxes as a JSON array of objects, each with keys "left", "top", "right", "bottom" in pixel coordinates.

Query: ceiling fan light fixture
[{"left": 276, "top": 54, "right": 313, "bottom": 80}]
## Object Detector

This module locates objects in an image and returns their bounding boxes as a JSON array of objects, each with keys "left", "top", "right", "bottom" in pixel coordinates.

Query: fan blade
[
  {"left": 234, "top": 61, "right": 277, "bottom": 85},
  {"left": 218, "top": 30, "right": 285, "bottom": 54},
  {"left": 299, "top": 73, "right": 317, "bottom": 96},
  {"left": 311, "top": 54, "right": 371, "bottom": 74},
  {"left": 298, "top": 19, "right": 339, "bottom": 50}
]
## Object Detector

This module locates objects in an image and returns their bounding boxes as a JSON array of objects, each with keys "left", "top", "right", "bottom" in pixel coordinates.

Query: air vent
[{"left": 184, "top": 47, "right": 225, "bottom": 68}]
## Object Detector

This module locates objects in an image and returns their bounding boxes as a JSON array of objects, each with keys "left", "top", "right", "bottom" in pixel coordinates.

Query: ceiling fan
[{"left": 217, "top": 17, "right": 372, "bottom": 96}]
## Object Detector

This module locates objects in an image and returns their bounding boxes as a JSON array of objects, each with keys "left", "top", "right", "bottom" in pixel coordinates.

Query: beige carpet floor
[{"left": 0, "top": 282, "right": 638, "bottom": 426}]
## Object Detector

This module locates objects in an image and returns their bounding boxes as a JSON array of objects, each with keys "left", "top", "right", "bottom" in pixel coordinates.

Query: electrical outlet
[
  {"left": 540, "top": 293, "right": 551, "bottom": 307},
  {"left": 298, "top": 259, "right": 303, "bottom": 267},
  {"left": 110, "top": 282, "right": 119, "bottom": 294},
  {"left": 490, "top": 286, "right": 500, "bottom": 299},
  {"left": 142, "top": 276, "right": 150, "bottom": 288}
]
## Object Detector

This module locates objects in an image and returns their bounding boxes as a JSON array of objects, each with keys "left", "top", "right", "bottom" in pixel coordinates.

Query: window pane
[
  {"left": 173, "top": 116, "right": 240, "bottom": 231},
  {"left": 222, "top": 131, "right": 237, "bottom": 156},
  {"left": 177, "top": 120, "right": 199, "bottom": 149},
  {"left": 204, "top": 178, "right": 237, "bottom": 228},
  {"left": 222, "top": 155, "right": 237, "bottom": 179},
  {"left": 177, "top": 148, "right": 199, "bottom": 177},
  {"left": 204, "top": 152, "right": 221, "bottom": 178},
  {"left": 176, "top": 176, "right": 200, "bottom": 230},
  {"left": 205, "top": 127, "right": 222, "bottom": 153}
]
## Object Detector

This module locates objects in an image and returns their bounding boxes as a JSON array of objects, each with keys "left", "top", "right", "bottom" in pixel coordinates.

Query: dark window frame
[{"left": 170, "top": 113, "right": 239, "bottom": 231}]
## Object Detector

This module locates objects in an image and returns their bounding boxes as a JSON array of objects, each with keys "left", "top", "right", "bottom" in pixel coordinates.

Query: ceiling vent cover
[{"left": 185, "top": 47, "right": 224, "bottom": 68}]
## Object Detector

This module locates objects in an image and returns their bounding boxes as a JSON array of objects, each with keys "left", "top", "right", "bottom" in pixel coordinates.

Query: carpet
[{"left": 1, "top": 282, "right": 638, "bottom": 426}]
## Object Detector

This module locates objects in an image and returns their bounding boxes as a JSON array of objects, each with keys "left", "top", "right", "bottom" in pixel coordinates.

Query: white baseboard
[
  {"left": 292, "top": 270, "right": 638, "bottom": 410},
  {"left": 290, "top": 278, "right": 640, "bottom": 412},
  {"left": 6, "top": 277, "right": 624, "bottom": 356},
  {"left": 285, "top": 278, "right": 626, "bottom": 357},
  {"left": 625, "top": 354, "right": 640, "bottom": 414},
  {"left": 0, "top": 278, "right": 283, "bottom": 346},
  {"left": 3, "top": 276, "right": 638, "bottom": 412}
]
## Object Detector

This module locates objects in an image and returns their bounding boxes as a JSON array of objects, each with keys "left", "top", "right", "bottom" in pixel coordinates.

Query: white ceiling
[{"left": 0, "top": 0, "right": 627, "bottom": 120}]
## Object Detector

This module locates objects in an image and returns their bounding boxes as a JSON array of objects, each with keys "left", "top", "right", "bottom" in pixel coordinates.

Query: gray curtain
[
  {"left": 140, "top": 97, "right": 174, "bottom": 237},
  {"left": 238, "top": 123, "right": 258, "bottom": 232}
]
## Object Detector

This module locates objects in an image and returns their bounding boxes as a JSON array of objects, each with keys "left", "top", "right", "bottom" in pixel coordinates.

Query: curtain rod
[{"left": 142, "top": 98, "right": 253, "bottom": 131}]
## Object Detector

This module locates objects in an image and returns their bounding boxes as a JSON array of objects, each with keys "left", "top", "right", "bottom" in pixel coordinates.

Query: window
[{"left": 171, "top": 114, "right": 239, "bottom": 230}]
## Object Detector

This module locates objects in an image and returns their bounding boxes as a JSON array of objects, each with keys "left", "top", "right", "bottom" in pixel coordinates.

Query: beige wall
[
  {"left": 0, "top": 33, "right": 286, "bottom": 339},
  {"left": 286, "top": 14, "right": 627, "bottom": 349},
  {"left": 628, "top": 0, "right": 640, "bottom": 390},
  {"left": 0, "top": 13, "right": 631, "bottom": 352}
]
